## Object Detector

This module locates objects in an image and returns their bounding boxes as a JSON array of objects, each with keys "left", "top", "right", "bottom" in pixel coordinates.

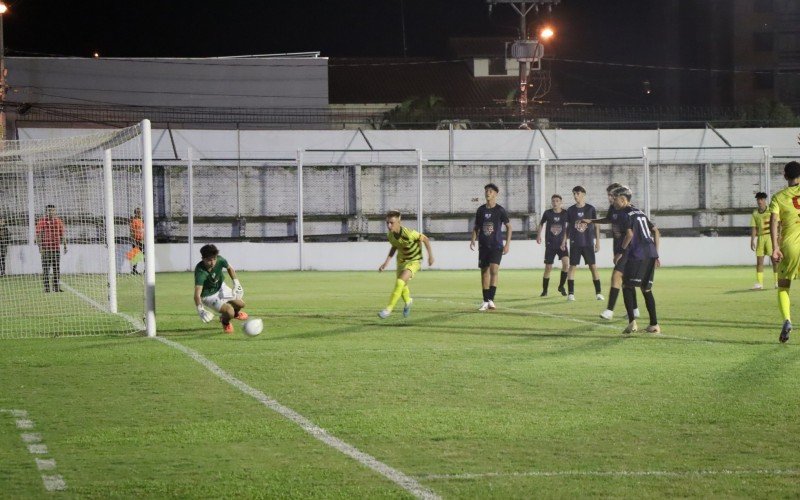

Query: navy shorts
[
  {"left": 479, "top": 247, "right": 503, "bottom": 268},
  {"left": 544, "top": 246, "right": 568, "bottom": 265},
  {"left": 613, "top": 252, "right": 628, "bottom": 273},
  {"left": 569, "top": 245, "right": 596, "bottom": 266},
  {"left": 623, "top": 257, "right": 657, "bottom": 289}
]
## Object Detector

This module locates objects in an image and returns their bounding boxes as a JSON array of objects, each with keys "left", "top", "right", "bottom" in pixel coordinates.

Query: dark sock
[
  {"left": 482, "top": 289, "right": 489, "bottom": 302},
  {"left": 607, "top": 287, "right": 620, "bottom": 310},
  {"left": 489, "top": 286, "right": 497, "bottom": 301},
  {"left": 542, "top": 277, "right": 550, "bottom": 293},
  {"left": 559, "top": 271, "right": 568, "bottom": 289},
  {"left": 622, "top": 287, "right": 636, "bottom": 322},
  {"left": 593, "top": 279, "right": 602, "bottom": 294},
  {"left": 643, "top": 290, "right": 658, "bottom": 325},
  {"left": 568, "top": 279, "right": 574, "bottom": 294}
]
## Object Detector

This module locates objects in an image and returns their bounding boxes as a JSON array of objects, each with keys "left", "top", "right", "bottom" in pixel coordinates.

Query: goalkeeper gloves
[
  {"left": 197, "top": 304, "right": 214, "bottom": 323},
  {"left": 233, "top": 279, "right": 244, "bottom": 299}
]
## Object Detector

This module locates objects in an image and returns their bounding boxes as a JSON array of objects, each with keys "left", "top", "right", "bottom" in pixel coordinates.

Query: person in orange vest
[
  {"left": 35, "top": 204, "right": 67, "bottom": 292},
  {"left": 129, "top": 207, "right": 144, "bottom": 275}
]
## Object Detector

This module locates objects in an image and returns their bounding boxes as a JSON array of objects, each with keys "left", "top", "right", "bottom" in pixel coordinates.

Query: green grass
[{"left": 1, "top": 267, "right": 799, "bottom": 498}]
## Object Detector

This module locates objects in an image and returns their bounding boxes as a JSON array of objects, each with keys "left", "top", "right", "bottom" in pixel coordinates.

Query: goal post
[{"left": 0, "top": 120, "right": 155, "bottom": 339}]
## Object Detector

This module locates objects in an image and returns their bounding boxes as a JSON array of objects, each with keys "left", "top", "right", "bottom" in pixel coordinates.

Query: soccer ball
[{"left": 242, "top": 318, "right": 263, "bottom": 337}]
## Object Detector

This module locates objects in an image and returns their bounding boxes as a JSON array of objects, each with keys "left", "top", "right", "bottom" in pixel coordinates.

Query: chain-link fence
[{"left": 151, "top": 145, "right": 799, "bottom": 244}]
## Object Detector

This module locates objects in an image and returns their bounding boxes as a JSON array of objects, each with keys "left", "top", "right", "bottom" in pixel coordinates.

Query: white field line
[
  {"left": 0, "top": 409, "right": 67, "bottom": 491},
  {"left": 61, "top": 283, "right": 145, "bottom": 331},
  {"left": 419, "top": 296, "right": 704, "bottom": 343},
  {"left": 420, "top": 469, "right": 800, "bottom": 480},
  {"left": 155, "top": 336, "right": 440, "bottom": 500}
]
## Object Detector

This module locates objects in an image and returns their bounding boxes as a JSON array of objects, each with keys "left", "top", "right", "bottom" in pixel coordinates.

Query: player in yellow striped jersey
[
  {"left": 769, "top": 161, "right": 800, "bottom": 343},
  {"left": 377, "top": 211, "right": 434, "bottom": 319},
  {"left": 750, "top": 192, "right": 778, "bottom": 290}
]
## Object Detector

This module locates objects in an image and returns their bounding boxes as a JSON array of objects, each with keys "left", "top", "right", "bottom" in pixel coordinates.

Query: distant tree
[
  {"left": 740, "top": 99, "right": 799, "bottom": 127},
  {"left": 381, "top": 95, "right": 445, "bottom": 129}
]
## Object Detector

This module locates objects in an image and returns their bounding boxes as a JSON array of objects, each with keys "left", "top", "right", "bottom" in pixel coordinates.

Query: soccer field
[{"left": 1, "top": 267, "right": 798, "bottom": 498}]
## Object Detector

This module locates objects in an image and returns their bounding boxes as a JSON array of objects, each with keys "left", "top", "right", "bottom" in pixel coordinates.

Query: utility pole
[{"left": 486, "top": 0, "right": 558, "bottom": 121}]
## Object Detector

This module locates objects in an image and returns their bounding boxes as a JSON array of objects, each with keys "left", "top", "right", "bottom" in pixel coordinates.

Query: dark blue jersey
[
  {"left": 566, "top": 204, "right": 597, "bottom": 247},
  {"left": 607, "top": 204, "right": 626, "bottom": 255},
  {"left": 539, "top": 209, "right": 567, "bottom": 249},
  {"left": 621, "top": 205, "right": 658, "bottom": 260},
  {"left": 474, "top": 204, "right": 509, "bottom": 250}
]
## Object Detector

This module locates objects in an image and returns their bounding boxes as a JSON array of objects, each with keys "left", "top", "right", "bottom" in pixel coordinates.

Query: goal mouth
[{"left": 0, "top": 122, "right": 154, "bottom": 339}]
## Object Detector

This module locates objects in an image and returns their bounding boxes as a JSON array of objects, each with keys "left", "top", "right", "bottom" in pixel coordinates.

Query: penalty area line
[
  {"left": 420, "top": 468, "right": 800, "bottom": 480},
  {"left": 155, "top": 336, "right": 440, "bottom": 500}
]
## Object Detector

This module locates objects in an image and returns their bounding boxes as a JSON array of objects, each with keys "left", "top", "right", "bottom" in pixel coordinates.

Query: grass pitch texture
[{"left": 1, "top": 267, "right": 798, "bottom": 498}]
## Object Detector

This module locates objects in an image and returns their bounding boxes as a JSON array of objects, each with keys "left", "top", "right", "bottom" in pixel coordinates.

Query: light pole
[{"left": 0, "top": 2, "right": 8, "bottom": 141}]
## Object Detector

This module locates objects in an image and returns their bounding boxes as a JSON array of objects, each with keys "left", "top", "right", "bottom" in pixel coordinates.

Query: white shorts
[{"left": 201, "top": 282, "right": 234, "bottom": 312}]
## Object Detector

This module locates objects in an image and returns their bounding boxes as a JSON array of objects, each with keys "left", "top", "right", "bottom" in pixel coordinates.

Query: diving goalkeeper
[{"left": 193, "top": 244, "right": 248, "bottom": 334}]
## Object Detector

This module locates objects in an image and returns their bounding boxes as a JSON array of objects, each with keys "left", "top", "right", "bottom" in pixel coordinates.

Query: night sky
[{"left": 5, "top": 0, "right": 649, "bottom": 61}]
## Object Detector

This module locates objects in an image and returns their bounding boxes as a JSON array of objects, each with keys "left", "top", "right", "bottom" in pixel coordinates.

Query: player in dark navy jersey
[
  {"left": 536, "top": 194, "right": 569, "bottom": 297},
  {"left": 584, "top": 183, "right": 639, "bottom": 321},
  {"left": 612, "top": 186, "right": 661, "bottom": 334},
  {"left": 561, "top": 186, "right": 603, "bottom": 302},
  {"left": 470, "top": 183, "right": 512, "bottom": 311}
]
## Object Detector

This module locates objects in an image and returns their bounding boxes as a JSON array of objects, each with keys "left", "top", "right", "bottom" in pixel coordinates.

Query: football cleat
[
  {"left": 622, "top": 321, "right": 638, "bottom": 334},
  {"left": 600, "top": 309, "right": 613, "bottom": 320},
  {"left": 780, "top": 319, "right": 792, "bottom": 343},
  {"left": 402, "top": 299, "right": 413, "bottom": 318},
  {"left": 567, "top": 294, "right": 576, "bottom": 301},
  {"left": 558, "top": 287, "right": 567, "bottom": 296},
  {"left": 645, "top": 324, "right": 661, "bottom": 334},
  {"left": 487, "top": 300, "right": 496, "bottom": 310},
  {"left": 378, "top": 309, "right": 391, "bottom": 319},
  {"left": 234, "top": 311, "right": 249, "bottom": 321},
  {"left": 751, "top": 283, "right": 763, "bottom": 290},
  {"left": 540, "top": 291, "right": 548, "bottom": 297},
  {"left": 223, "top": 322, "right": 234, "bottom": 334},
  {"left": 596, "top": 293, "right": 604, "bottom": 301},
  {"left": 633, "top": 308, "right": 640, "bottom": 318},
  {"left": 478, "top": 302, "right": 489, "bottom": 311}
]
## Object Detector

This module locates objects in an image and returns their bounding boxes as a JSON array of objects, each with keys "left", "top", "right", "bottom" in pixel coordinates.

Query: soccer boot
[
  {"left": 222, "top": 322, "right": 234, "bottom": 334},
  {"left": 234, "top": 311, "right": 249, "bottom": 321},
  {"left": 633, "top": 308, "right": 640, "bottom": 318},
  {"left": 557, "top": 287, "right": 567, "bottom": 296},
  {"left": 645, "top": 324, "right": 661, "bottom": 334},
  {"left": 487, "top": 300, "right": 497, "bottom": 310},
  {"left": 478, "top": 302, "right": 489, "bottom": 311},
  {"left": 622, "top": 320, "right": 638, "bottom": 334},
  {"left": 780, "top": 319, "right": 792, "bottom": 343},
  {"left": 600, "top": 309, "right": 613, "bottom": 320},
  {"left": 378, "top": 309, "right": 391, "bottom": 319},
  {"left": 751, "top": 283, "right": 763, "bottom": 290},
  {"left": 540, "top": 291, "right": 548, "bottom": 297},
  {"left": 402, "top": 299, "right": 413, "bottom": 318},
  {"left": 567, "top": 294, "right": 575, "bottom": 302},
  {"left": 596, "top": 293, "right": 604, "bottom": 301}
]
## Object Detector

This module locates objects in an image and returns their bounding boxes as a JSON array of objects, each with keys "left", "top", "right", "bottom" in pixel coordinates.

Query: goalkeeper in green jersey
[
  {"left": 193, "top": 244, "right": 248, "bottom": 334},
  {"left": 377, "top": 211, "right": 434, "bottom": 319}
]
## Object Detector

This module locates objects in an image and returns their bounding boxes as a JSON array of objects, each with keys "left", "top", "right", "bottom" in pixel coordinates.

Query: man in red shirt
[{"left": 35, "top": 204, "right": 67, "bottom": 292}]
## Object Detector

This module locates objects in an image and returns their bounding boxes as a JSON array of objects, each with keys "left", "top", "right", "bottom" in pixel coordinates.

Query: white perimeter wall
[{"left": 2, "top": 237, "right": 758, "bottom": 274}]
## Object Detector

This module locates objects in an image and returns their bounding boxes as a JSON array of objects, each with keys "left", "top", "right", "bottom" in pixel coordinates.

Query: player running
[
  {"left": 769, "top": 161, "right": 800, "bottom": 343},
  {"left": 378, "top": 210, "right": 434, "bottom": 319}
]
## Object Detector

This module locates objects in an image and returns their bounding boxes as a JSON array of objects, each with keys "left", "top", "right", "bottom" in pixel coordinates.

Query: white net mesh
[{"left": 0, "top": 125, "right": 146, "bottom": 338}]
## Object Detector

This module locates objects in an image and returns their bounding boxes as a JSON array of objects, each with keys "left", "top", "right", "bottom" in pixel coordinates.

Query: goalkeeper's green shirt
[{"left": 194, "top": 256, "right": 229, "bottom": 297}]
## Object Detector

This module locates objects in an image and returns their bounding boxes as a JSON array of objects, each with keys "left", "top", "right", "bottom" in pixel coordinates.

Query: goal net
[{"left": 0, "top": 121, "right": 154, "bottom": 339}]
